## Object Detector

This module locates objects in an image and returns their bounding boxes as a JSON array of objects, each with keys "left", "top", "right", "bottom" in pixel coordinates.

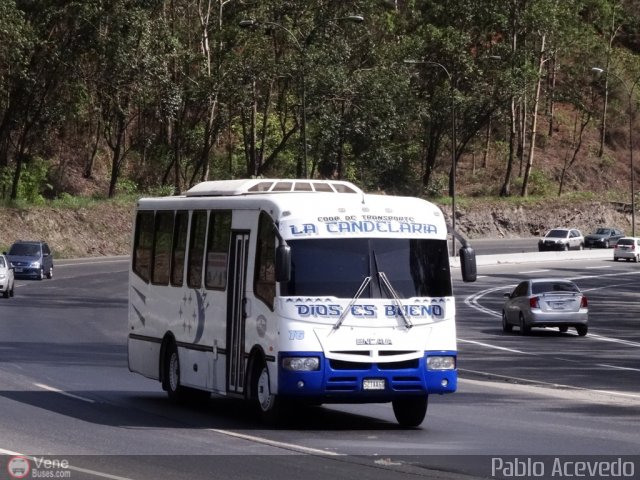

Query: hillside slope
[{"left": 0, "top": 198, "right": 633, "bottom": 258}]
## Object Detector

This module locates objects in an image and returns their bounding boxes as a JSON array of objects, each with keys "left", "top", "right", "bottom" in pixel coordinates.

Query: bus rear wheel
[
  {"left": 163, "top": 342, "right": 187, "bottom": 402},
  {"left": 392, "top": 396, "right": 428, "bottom": 427}
]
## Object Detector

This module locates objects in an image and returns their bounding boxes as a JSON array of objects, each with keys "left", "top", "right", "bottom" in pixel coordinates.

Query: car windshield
[
  {"left": 0, "top": 257, "right": 5, "bottom": 268},
  {"left": 546, "top": 230, "right": 568, "bottom": 238},
  {"left": 8, "top": 243, "right": 40, "bottom": 256},
  {"left": 595, "top": 228, "right": 611, "bottom": 235},
  {"left": 532, "top": 281, "right": 580, "bottom": 294},
  {"left": 281, "top": 238, "right": 452, "bottom": 298}
]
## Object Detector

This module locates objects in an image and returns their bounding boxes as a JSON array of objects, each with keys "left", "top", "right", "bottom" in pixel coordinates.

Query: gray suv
[{"left": 6, "top": 240, "right": 54, "bottom": 280}]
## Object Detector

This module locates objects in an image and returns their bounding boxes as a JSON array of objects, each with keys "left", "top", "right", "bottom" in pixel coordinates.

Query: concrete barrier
[{"left": 450, "top": 248, "right": 613, "bottom": 268}]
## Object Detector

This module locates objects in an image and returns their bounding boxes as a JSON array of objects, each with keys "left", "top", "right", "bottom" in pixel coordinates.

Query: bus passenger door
[{"left": 227, "top": 232, "right": 249, "bottom": 394}]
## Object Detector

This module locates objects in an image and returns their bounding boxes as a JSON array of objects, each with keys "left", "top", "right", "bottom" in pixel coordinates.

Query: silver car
[
  {"left": 502, "top": 278, "right": 588, "bottom": 336},
  {"left": 0, "top": 254, "right": 15, "bottom": 298},
  {"left": 538, "top": 228, "right": 584, "bottom": 251}
]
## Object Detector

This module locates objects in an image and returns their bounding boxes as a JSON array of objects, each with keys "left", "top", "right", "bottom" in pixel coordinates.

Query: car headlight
[
  {"left": 29, "top": 261, "right": 41, "bottom": 268},
  {"left": 282, "top": 357, "right": 320, "bottom": 371},
  {"left": 0, "top": 274, "right": 5, "bottom": 279},
  {"left": 427, "top": 356, "right": 456, "bottom": 371}
]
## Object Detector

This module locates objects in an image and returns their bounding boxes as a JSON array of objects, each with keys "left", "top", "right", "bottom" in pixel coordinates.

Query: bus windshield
[{"left": 281, "top": 238, "right": 451, "bottom": 298}]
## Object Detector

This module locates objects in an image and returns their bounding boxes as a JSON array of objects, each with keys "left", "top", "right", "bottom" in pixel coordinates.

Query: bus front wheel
[
  {"left": 392, "top": 396, "right": 428, "bottom": 427},
  {"left": 251, "top": 362, "right": 282, "bottom": 423}
]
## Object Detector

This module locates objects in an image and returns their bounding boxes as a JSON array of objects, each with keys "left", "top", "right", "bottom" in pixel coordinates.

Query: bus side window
[
  {"left": 151, "top": 211, "right": 174, "bottom": 285},
  {"left": 133, "top": 211, "right": 154, "bottom": 282},
  {"left": 187, "top": 210, "right": 208, "bottom": 289},
  {"left": 205, "top": 211, "right": 231, "bottom": 290},
  {"left": 254, "top": 211, "right": 276, "bottom": 309},
  {"left": 171, "top": 211, "right": 188, "bottom": 287}
]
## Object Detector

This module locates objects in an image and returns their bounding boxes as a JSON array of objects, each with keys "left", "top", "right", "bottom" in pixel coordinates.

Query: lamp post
[
  {"left": 404, "top": 60, "right": 457, "bottom": 256},
  {"left": 239, "top": 16, "right": 364, "bottom": 179},
  {"left": 592, "top": 67, "right": 640, "bottom": 236}
]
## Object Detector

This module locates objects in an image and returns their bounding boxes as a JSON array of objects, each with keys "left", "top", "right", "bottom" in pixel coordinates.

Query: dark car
[
  {"left": 502, "top": 278, "right": 588, "bottom": 336},
  {"left": 538, "top": 228, "right": 584, "bottom": 251},
  {"left": 6, "top": 240, "right": 54, "bottom": 280},
  {"left": 584, "top": 227, "right": 624, "bottom": 248}
]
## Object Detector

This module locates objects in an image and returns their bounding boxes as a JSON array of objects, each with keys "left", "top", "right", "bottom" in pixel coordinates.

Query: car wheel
[
  {"left": 604, "top": 240, "right": 610, "bottom": 248},
  {"left": 614, "top": 257, "right": 619, "bottom": 261},
  {"left": 563, "top": 244, "right": 569, "bottom": 251},
  {"left": 579, "top": 243, "right": 584, "bottom": 250},
  {"left": 9, "top": 283, "right": 14, "bottom": 297},
  {"left": 558, "top": 326, "right": 568, "bottom": 333},
  {"left": 392, "top": 396, "right": 428, "bottom": 427},
  {"left": 576, "top": 325, "right": 588, "bottom": 337},
  {"left": 636, "top": 255, "right": 640, "bottom": 263},
  {"left": 519, "top": 314, "right": 530, "bottom": 336},
  {"left": 502, "top": 312, "right": 513, "bottom": 333},
  {"left": 38, "top": 268, "right": 45, "bottom": 280},
  {"left": 46, "top": 266, "right": 53, "bottom": 279},
  {"left": 2, "top": 289, "right": 7, "bottom": 299}
]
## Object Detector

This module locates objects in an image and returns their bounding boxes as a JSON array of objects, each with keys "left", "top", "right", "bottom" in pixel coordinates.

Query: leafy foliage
[{"left": 0, "top": 0, "right": 639, "bottom": 201}]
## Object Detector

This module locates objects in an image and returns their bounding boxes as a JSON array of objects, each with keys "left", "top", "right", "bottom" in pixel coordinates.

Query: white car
[
  {"left": 0, "top": 254, "right": 15, "bottom": 298},
  {"left": 613, "top": 237, "right": 640, "bottom": 262}
]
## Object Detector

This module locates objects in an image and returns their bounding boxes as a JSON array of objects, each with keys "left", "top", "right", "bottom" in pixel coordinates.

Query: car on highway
[
  {"left": 5, "top": 240, "right": 54, "bottom": 280},
  {"left": 0, "top": 254, "right": 15, "bottom": 298},
  {"left": 502, "top": 278, "right": 588, "bottom": 336},
  {"left": 584, "top": 227, "right": 625, "bottom": 248},
  {"left": 538, "top": 228, "right": 584, "bottom": 251},
  {"left": 613, "top": 237, "right": 640, "bottom": 262}
]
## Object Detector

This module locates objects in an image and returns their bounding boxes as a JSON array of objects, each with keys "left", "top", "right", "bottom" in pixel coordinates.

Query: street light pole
[
  {"left": 240, "top": 16, "right": 363, "bottom": 179},
  {"left": 404, "top": 60, "right": 457, "bottom": 256},
  {"left": 592, "top": 67, "right": 640, "bottom": 236}
]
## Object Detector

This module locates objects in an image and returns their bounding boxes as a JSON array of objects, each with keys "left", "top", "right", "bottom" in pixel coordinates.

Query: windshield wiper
[
  {"left": 379, "top": 271, "right": 413, "bottom": 329},
  {"left": 371, "top": 250, "right": 412, "bottom": 329},
  {"left": 332, "top": 276, "right": 371, "bottom": 330}
]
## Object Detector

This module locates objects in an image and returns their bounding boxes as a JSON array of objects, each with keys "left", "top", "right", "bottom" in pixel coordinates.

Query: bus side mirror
[
  {"left": 276, "top": 244, "right": 291, "bottom": 283},
  {"left": 459, "top": 245, "right": 477, "bottom": 282}
]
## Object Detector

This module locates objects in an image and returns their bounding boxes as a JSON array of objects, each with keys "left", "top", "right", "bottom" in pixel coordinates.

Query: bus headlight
[
  {"left": 427, "top": 356, "right": 455, "bottom": 371},
  {"left": 282, "top": 357, "right": 320, "bottom": 371}
]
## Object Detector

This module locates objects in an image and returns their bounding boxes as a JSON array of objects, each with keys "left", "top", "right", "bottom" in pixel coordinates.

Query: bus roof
[
  {"left": 185, "top": 179, "right": 362, "bottom": 197},
  {"left": 138, "top": 179, "right": 448, "bottom": 241}
]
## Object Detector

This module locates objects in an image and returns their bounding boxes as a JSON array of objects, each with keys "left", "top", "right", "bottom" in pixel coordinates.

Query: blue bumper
[{"left": 277, "top": 350, "right": 457, "bottom": 403}]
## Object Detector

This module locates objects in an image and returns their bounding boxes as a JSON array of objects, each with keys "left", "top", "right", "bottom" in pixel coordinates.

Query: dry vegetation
[{"left": 1, "top": 100, "right": 637, "bottom": 259}]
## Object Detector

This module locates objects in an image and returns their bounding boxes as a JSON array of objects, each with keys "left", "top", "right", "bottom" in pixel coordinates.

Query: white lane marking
[
  {"left": 207, "top": 428, "right": 340, "bottom": 456},
  {"left": 0, "top": 449, "right": 135, "bottom": 480},
  {"left": 458, "top": 338, "right": 532, "bottom": 355},
  {"left": 597, "top": 363, "right": 640, "bottom": 372},
  {"left": 586, "top": 334, "right": 640, "bottom": 348},
  {"left": 519, "top": 269, "right": 550, "bottom": 274},
  {"left": 34, "top": 383, "right": 95, "bottom": 404},
  {"left": 585, "top": 266, "right": 611, "bottom": 269},
  {"left": 459, "top": 376, "right": 640, "bottom": 402}
]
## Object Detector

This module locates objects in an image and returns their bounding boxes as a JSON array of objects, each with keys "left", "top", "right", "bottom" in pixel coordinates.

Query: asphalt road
[{"left": 0, "top": 256, "right": 638, "bottom": 480}]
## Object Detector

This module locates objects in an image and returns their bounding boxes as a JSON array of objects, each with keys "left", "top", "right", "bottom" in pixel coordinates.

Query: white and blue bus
[{"left": 127, "top": 179, "right": 476, "bottom": 426}]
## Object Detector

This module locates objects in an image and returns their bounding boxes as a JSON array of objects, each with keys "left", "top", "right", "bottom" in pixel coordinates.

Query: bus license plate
[{"left": 363, "top": 379, "right": 385, "bottom": 390}]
